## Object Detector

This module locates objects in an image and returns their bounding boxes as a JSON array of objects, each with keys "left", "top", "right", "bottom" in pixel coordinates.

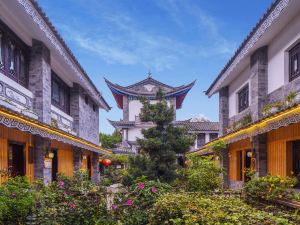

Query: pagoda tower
[{"left": 105, "top": 74, "right": 195, "bottom": 153}]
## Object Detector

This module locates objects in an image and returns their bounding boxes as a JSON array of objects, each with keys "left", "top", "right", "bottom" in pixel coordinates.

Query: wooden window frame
[
  {"left": 289, "top": 42, "right": 300, "bottom": 82},
  {"left": 51, "top": 72, "right": 70, "bottom": 114},
  {"left": 238, "top": 84, "right": 249, "bottom": 113},
  {"left": 0, "top": 19, "right": 29, "bottom": 88}
]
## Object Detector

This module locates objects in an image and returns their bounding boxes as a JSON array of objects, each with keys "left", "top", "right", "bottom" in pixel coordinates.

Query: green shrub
[
  {"left": 244, "top": 175, "right": 297, "bottom": 201},
  {"left": 35, "top": 171, "right": 107, "bottom": 225},
  {"left": 149, "top": 192, "right": 295, "bottom": 224},
  {"left": 175, "top": 155, "right": 223, "bottom": 193},
  {"left": 0, "top": 176, "right": 35, "bottom": 225},
  {"left": 111, "top": 180, "right": 171, "bottom": 225}
]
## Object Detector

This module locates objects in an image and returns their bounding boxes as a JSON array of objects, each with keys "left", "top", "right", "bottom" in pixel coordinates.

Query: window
[
  {"left": 0, "top": 20, "right": 29, "bottom": 87},
  {"left": 209, "top": 133, "right": 218, "bottom": 141},
  {"left": 290, "top": 42, "right": 300, "bottom": 81},
  {"left": 85, "top": 95, "right": 89, "bottom": 105},
  {"left": 197, "top": 133, "right": 206, "bottom": 148},
  {"left": 93, "top": 104, "right": 96, "bottom": 112},
  {"left": 238, "top": 84, "right": 249, "bottom": 113},
  {"left": 51, "top": 72, "right": 70, "bottom": 114}
]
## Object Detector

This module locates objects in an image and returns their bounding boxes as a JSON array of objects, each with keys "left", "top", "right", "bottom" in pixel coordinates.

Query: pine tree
[{"left": 137, "top": 88, "right": 194, "bottom": 182}]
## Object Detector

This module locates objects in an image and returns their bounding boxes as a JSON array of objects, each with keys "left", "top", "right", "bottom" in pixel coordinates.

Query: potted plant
[
  {"left": 262, "top": 104, "right": 273, "bottom": 117},
  {"left": 285, "top": 91, "right": 297, "bottom": 107}
]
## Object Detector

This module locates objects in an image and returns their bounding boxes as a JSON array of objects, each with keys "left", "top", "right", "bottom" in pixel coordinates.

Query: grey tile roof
[{"left": 175, "top": 120, "right": 219, "bottom": 132}]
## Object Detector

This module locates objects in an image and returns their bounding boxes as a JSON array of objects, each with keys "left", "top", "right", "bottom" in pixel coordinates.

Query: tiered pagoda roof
[{"left": 105, "top": 76, "right": 195, "bottom": 109}]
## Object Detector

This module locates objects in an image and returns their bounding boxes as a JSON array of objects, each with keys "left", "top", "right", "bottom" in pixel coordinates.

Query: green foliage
[
  {"left": 210, "top": 139, "right": 226, "bottom": 156},
  {"left": 175, "top": 155, "right": 223, "bottom": 193},
  {"left": 110, "top": 180, "right": 171, "bottom": 225},
  {"left": 137, "top": 89, "right": 195, "bottom": 182},
  {"left": 122, "top": 155, "right": 153, "bottom": 186},
  {"left": 100, "top": 130, "right": 122, "bottom": 149},
  {"left": 35, "top": 171, "right": 107, "bottom": 225},
  {"left": 149, "top": 192, "right": 296, "bottom": 225},
  {"left": 285, "top": 91, "right": 297, "bottom": 105},
  {"left": 101, "top": 154, "right": 130, "bottom": 186},
  {"left": 0, "top": 176, "right": 35, "bottom": 225},
  {"left": 244, "top": 175, "right": 297, "bottom": 201}
]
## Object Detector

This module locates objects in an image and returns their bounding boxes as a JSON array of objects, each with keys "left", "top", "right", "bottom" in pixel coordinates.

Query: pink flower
[
  {"left": 63, "top": 202, "right": 67, "bottom": 206},
  {"left": 151, "top": 187, "right": 158, "bottom": 193},
  {"left": 126, "top": 199, "right": 133, "bottom": 206},
  {"left": 137, "top": 183, "right": 145, "bottom": 189},
  {"left": 112, "top": 204, "right": 118, "bottom": 210},
  {"left": 69, "top": 202, "right": 75, "bottom": 209},
  {"left": 58, "top": 181, "right": 65, "bottom": 187}
]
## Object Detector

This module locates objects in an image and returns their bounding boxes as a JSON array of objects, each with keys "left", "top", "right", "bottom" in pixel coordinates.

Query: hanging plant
[{"left": 210, "top": 140, "right": 226, "bottom": 157}]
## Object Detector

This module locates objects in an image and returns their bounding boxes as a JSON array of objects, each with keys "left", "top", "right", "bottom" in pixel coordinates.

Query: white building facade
[{"left": 106, "top": 76, "right": 195, "bottom": 153}]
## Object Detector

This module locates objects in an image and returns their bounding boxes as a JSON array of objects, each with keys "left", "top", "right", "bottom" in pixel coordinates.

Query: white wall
[
  {"left": 268, "top": 13, "right": 300, "bottom": 93},
  {"left": 128, "top": 127, "right": 143, "bottom": 142},
  {"left": 228, "top": 66, "right": 251, "bottom": 117},
  {"left": 128, "top": 99, "right": 171, "bottom": 121}
]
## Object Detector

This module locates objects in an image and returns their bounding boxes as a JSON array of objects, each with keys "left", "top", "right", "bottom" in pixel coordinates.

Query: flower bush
[
  {"left": 175, "top": 155, "right": 223, "bottom": 193},
  {"left": 0, "top": 176, "right": 35, "bottom": 225},
  {"left": 35, "top": 171, "right": 107, "bottom": 225},
  {"left": 148, "top": 192, "right": 296, "bottom": 225},
  {"left": 110, "top": 180, "right": 171, "bottom": 224},
  {"left": 244, "top": 175, "right": 297, "bottom": 201}
]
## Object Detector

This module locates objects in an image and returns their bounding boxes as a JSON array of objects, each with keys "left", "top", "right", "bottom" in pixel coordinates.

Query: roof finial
[{"left": 147, "top": 70, "right": 152, "bottom": 78}]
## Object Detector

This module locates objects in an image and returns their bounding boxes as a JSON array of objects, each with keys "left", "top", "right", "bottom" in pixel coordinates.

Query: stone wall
[
  {"left": 70, "top": 83, "right": 99, "bottom": 145},
  {"left": 28, "top": 39, "right": 51, "bottom": 124},
  {"left": 219, "top": 86, "right": 229, "bottom": 136},
  {"left": 250, "top": 46, "right": 268, "bottom": 122}
]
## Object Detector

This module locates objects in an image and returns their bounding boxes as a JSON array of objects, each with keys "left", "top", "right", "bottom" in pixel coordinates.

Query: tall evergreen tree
[{"left": 137, "top": 89, "right": 194, "bottom": 182}]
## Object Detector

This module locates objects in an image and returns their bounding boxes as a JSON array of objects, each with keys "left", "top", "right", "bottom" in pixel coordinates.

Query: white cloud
[{"left": 57, "top": 1, "right": 235, "bottom": 71}]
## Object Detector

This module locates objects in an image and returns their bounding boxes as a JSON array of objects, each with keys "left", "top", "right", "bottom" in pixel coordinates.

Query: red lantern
[{"left": 102, "top": 159, "right": 112, "bottom": 166}]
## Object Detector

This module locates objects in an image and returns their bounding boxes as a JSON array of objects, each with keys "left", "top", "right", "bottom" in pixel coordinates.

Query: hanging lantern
[{"left": 102, "top": 159, "right": 112, "bottom": 166}]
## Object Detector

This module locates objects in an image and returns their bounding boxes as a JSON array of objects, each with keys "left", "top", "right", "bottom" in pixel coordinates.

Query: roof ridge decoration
[
  {"left": 105, "top": 77, "right": 195, "bottom": 109},
  {"left": 17, "top": 0, "right": 111, "bottom": 111},
  {"left": 206, "top": 0, "right": 290, "bottom": 96}
]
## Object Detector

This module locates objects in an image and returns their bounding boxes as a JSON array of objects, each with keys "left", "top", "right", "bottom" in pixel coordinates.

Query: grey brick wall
[
  {"left": 250, "top": 46, "right": 268, "bottom": 122},
  {"left": 28, "top": 39, "right": 51, "bottom": 124},
  {"left": 70, "top": 83, "right": 99, "bottom": 144},
  {"left": 33, "top": 135, "right": 50, "bottom": 180},
  {"left": 219, "top": 86, "right": 229, "bottom": 136},
  {"left": 91, "top": 152, "right": 100, "bottom": 183},
  {"left": 73, "top": 146, "right": 82, "bottom": 172},
  {"left": 252, "top": 133, "right": 267, "bottom": 177}
]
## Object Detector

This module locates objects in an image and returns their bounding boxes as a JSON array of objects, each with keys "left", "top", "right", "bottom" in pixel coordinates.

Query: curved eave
[
  {"left": 108, "top": 119, "right": 135, "bottom": 129},
  {"left": 0, "top": 106, "right": 111, "bottom": 155},
  {"left": 105, "top": 78, "right": 195, "bottom": 109}
]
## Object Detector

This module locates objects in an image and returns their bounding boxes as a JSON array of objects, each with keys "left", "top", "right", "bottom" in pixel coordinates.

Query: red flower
[
  {"left": 126, "top": 199, "right": 133, "bottom": 206},
  {"left": 151, "top": 187, "right": 158, "bottom": 193},
  {"left": 69, "top": 203, "right": 75, "bottom": 209},
  {"left": 137, "top": 183, "right": 145, "bottom": 189}
]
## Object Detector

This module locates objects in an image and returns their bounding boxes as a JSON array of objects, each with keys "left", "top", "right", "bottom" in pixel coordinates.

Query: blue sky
[{"left": 37, "top": 0, "right": 272, "bottom": 134}]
